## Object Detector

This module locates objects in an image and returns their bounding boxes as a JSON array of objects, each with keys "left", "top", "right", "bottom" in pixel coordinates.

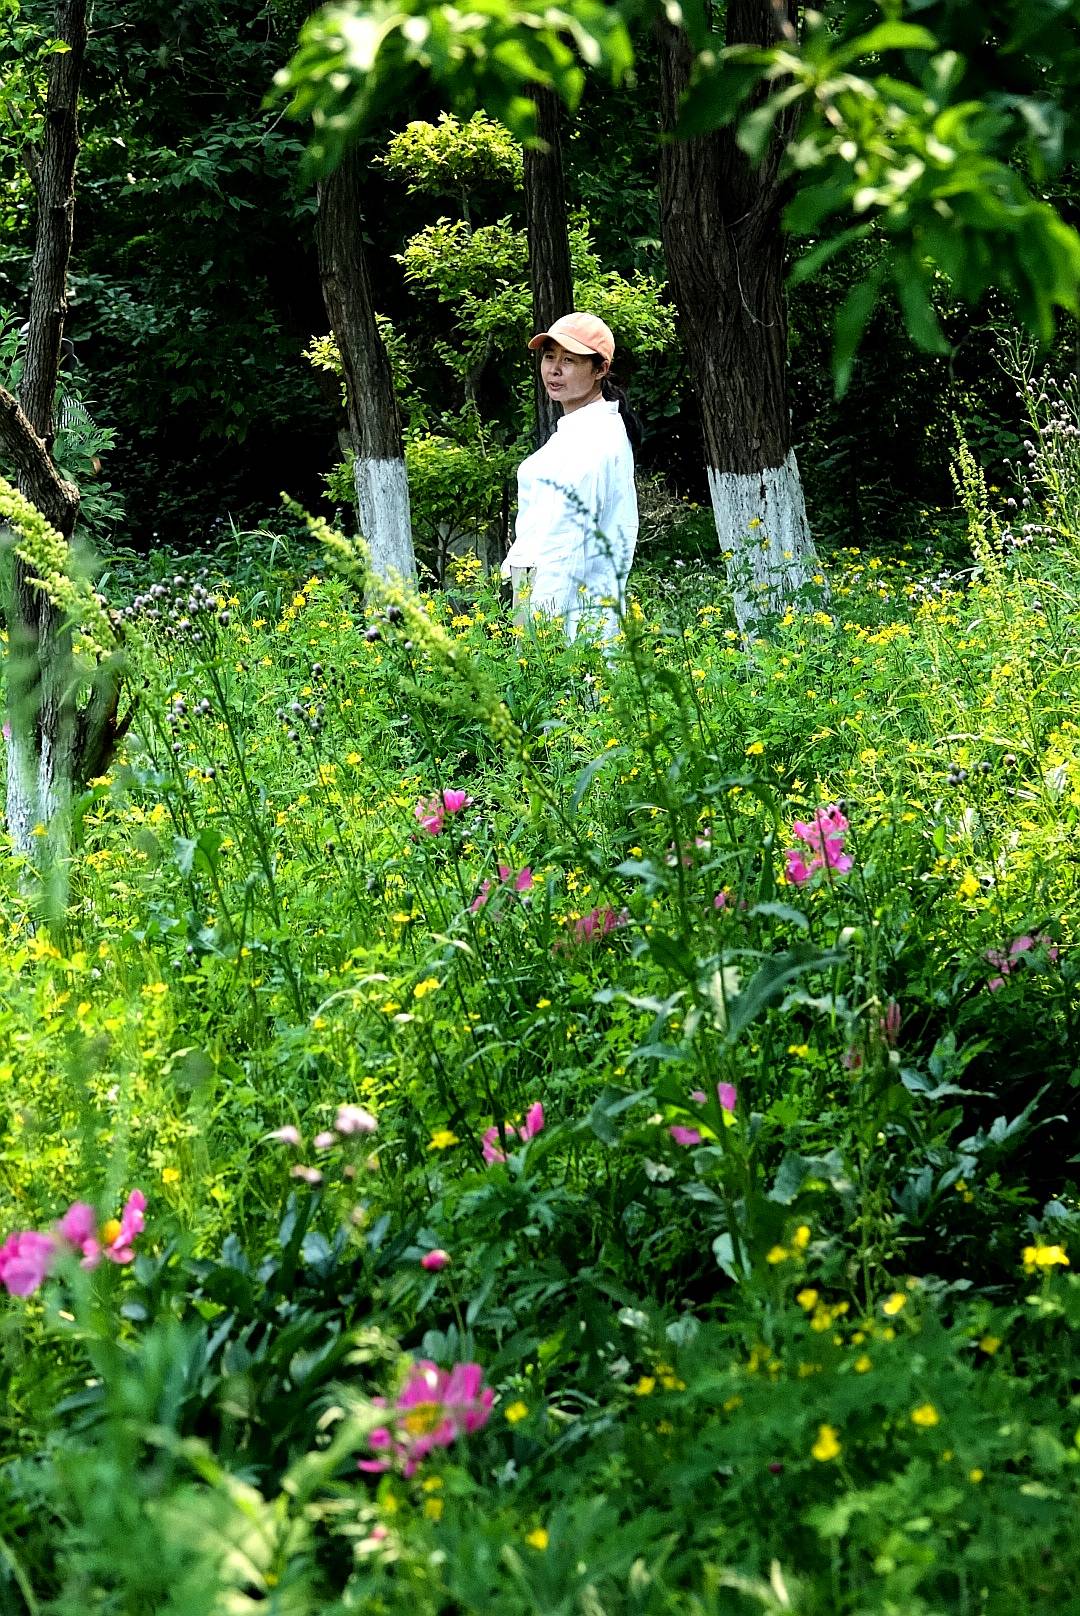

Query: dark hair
[{"left": 593, "top": 360, "right": 643, "bottom": 455}]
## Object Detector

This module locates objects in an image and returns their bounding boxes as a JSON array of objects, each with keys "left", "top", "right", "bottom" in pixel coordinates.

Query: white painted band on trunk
[
  {"left": 706, "top": 450, "right": 819, "bottom": 631},
  {"left": 354, "top": 456, "right": 416, "bottom": 583}
]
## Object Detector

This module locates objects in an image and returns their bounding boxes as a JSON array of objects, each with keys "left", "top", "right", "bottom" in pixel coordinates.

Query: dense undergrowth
[{"left": 2, "top": 423, "right": 1080, "bottom": 1612}]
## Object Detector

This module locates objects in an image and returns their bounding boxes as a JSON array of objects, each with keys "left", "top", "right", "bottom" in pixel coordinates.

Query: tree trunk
[
  {"left": 3, "top": 0, "right": 88, "bottom": 870},
  {"left": 656, "top": 6, "right": 819, "bottom": 630},
  {"left": 314, "top": 146, "right": 415, "bottom": 583},
  {"left": 523, "top": 87, "right": 575, "bottom": 447}
]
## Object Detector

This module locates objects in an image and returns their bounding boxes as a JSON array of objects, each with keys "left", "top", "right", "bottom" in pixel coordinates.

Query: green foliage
[
  {"left": 4, "top": 368, "right": 1080, "bottom": 1604},
  {"left": 272, "top": 0, "right": 635, "bottom": 170},
  {"left": 381, "top": 110, "right": 524, "bottom": 198},
  {"left": 276, "top": 0, "right": 1080, "bottom": 377},
  {"left": 0, "top": 476, "right": 117, "bottom": 656}
]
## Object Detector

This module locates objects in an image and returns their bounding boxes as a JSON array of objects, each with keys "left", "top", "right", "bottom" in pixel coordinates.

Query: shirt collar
[{"left": 555, "top": 397, "right": 620, "bottom": 432}]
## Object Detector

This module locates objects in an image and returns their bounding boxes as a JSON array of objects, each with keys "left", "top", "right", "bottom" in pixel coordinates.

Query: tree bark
[
  {"left": 656, "top": 5, "right": 819, "bottom": 630},
  {"left": 315, "top": 146, "right": 416, "bottom": 583},
  {"left": 523, "top": 87, "right": 575, "bottom": 447},
  {"left": 2, "top": 0, "right": 124, "bottom": 873}
]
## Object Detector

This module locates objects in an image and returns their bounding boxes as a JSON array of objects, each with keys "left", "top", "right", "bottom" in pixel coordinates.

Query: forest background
[{"left": 3, "top": 0, "right": 1072, "bottom": 572}]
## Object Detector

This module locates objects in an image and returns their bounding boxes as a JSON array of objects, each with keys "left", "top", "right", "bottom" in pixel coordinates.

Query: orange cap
[{"left": 528, "top": 312, "right": 615, "bottom": 364}]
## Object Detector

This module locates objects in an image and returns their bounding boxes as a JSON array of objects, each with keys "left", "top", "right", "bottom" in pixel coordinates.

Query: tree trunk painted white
[
  {"left": 315, "top": 144, "right": 417, "bottom": 588},
  {"left": 657, "top": 12, "right": 824, "bottom": 634},
  {"left": 707, "top": 450, "right": 819, "bottom": 631},
  {"left": 5, "top": 712, "right": 73, "bottom": 862},
  {"left": 354, "top": 456, "right": 415, "bottom": 582}
]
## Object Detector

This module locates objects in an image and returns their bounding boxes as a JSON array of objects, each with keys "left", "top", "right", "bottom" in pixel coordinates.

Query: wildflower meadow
[{"left": 1, "top": 388, "right": 1080, "bottom": 1615}]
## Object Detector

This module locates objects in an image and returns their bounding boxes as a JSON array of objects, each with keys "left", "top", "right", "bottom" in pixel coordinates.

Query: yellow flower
[
  {"left": 788, "top": 1044, "right": 810, "bottom": 1059},
  {"left": 957, "top": 872, "right": 980, "bottom": 901},
  {"left": 910, "top": 1403, "right": 940, "bottom": 1428},
  {"left": 796, "top": 1288, "right": 819, "bottom": 1311},
  {"left": 634, "top": 1376, "right": 656, "bottom": 1397},
  {"left": 428, "top": 1129, "right": 459, "bottom": 1151},
  {"left": 536, "top": 998, "right": 552, "bottom": 1010},
  {"left": 853, "top": 1354, "right": 872, "bottom": 1373},
  {"left": 504, "top": 1401, "right": 529, "bottom": 1424},
  {"left": 423, "top": 1496, "right": 444, "bottom": 1521},
  {"left": 792, "top": 1224, "right": 811, "bottom": 1250},
  {"left": 745, "top": 740, "right": 765, "bottom": 756},
  {"left": 882, "top": 1292, "right": 907, "bottom": 1316},
  {"left": 1022, "top": 1243, "right": 1069, "bottom": 1271},
  {"left": 413, "top": 977, "right": 441, "bottom": 999},
  {"left": 811, "top": 1424, "right": 841, "bottom": 1462},
  {"left": 978, "top": 1334, "right": 1001, "bottom": 1355},
  {"left": 346, "top": 751, "right": 362, "bottom": 765},
  {"left": 161, "top": 1167, "right": 180, "bottom": 1185},
  {"left": 525, "top": 1527, "right": 549, "bottom": 1550},
  {"left": 766, "top": 1245, "right": 789, "bottom": 1265},
  {"left": 968, "top": 1468, "right": 984, "bottom": 1484}
]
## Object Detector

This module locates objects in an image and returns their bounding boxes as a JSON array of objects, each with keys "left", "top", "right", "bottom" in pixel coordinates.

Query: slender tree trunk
[
  {"left": 314, "top": 146, "right": 415, "bottom": 583},
  {"left": 656, "top": 5, "right": 818, "bottom": 630},
  {"left": 3, "top": 0, "right": 86, "bottom": 866},
  {"left": 523, "top": 87, "right": 575, "bottom": 447}
]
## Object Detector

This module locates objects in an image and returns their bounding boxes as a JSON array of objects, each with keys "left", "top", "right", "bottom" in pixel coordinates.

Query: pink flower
[
  {"left": 56, "top": 1201, "right": 102, "bottom": 1269},
  {"left": 0, "top": 1192, "right": 148, "bottom": 1295},
  {"left": 0, "top": 1231, "right": 56, "bottom": 1296},
  {"left": 102, "top": 1191, "right": 146, "bottom": 1265},
  {"left": 359, "top": 1360, "right": 494, "bottom": 1476},
  {"left": 880, "top": 1000, "right": 901, "bottom": 1046},
  {"left": 268, "top": 1125, "right": 302, "bottom": 1146},
  {"left": 470, "top": 864, "right": 535, "bottom": 914},
  {"left": 291, "top": 1165, "right": 324, "bottom": 1185},
  {"left": 689, "top": 1083, "right": 737, "bottom": 1112},
  {"left": 482, "top": 1101, "right": 545, "bottom": 1163},
  {"left": 669, "top": 1125, "right": 702, "bottom": 1147},
  {"left": 414, "top": 796, "right": 445, "bottom": 835},
  {"left": 414, "top": 788, "right": 472, "bottom": 835},
  {"left": 986, "top": 933, "right": 1059, "bottom": 991},
  {"left": 481, "top": 1125, "right": 508, "bottom": 1165},
  {"left": 520, "top": 1101, "right": 545, "bottom": 1139},
  {"left": 313, "top": 1131, "right": 337, "bottom": 1149},
  {"left": 573, "top": 906, "right": 629, "bottom": 944},
  {"left": 784, "top": 804, "right": 852, "bottom": 886},
  {"left": 714, "top": 890, "right": 729, "bottom": 910},
  {"left": 784, "top": 850, "right": 815, "bottom": 885},
  {"left": 336, "top": 1104, "right": 378, "bottom": 1135},
  {"left": 421, "top": 1249, "right": 451, "bottom": 1271}
]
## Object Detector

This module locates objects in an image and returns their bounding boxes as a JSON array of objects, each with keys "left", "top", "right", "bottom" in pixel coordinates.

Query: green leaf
[
  {"left": 894, "top": 261, "right": 950, "bottom": 354},
  {"left": 831, "top": 21, "right": 938, "bottom": 70},
  {"left": 570, "top": 748, "right": 626, "bottom": 814},
  {"left": 724, "top": 945, "right": 847, "bottom": 1042},
  {"left": 833, "top": 263, "right": 887, "bottom": 397}
]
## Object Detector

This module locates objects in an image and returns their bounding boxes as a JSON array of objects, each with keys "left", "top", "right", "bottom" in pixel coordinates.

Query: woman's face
[{"left": 540, "top": 340, "right": 607, "bottom": 412}]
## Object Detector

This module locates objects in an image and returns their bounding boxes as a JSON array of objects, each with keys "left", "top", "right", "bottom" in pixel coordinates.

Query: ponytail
[{"left": 601, "top": 374, "right": 643, "bottom": 455}]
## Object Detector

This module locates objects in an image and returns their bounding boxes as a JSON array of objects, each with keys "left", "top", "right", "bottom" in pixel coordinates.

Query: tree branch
[{"left": 0, "top": 383, "right": 79, "bottom": 535}]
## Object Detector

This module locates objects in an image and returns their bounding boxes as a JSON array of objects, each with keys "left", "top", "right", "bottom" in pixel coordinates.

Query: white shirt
[{"left": 501, "top": 398, "right": 638, "bottom": 626}]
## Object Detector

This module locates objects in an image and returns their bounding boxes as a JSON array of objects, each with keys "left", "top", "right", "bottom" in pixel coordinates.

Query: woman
[{"left": 501, "top": 312, "right": 640, "bottom": 642}]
